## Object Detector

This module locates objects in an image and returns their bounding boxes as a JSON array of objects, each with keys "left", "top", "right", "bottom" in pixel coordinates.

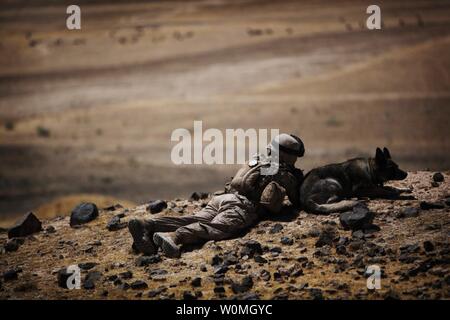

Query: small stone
[
  {"left": 146, "top": 200, "right": 168, "bottom": 214},
  {"left": 191, "top": 277, "right": 202, "bottom": 287},
  {"left": 4, "top": 238, "right": 24, "bottom": 252},
  {"left": 214, "top": 265, "right": 229, "bottom": 275},
  {"left": 309, "top": 288, "right": 323, "bottom": 300},
  {"left": 78, "top": 262, "right": 97, "bottom": 270},
  {"left": 130, "top": 280, "right": 148, "bottom": 290},
  {"left": 136, "top": 255, "right": 161, "bottom": 266},
  {"left": 45, "top": 226, "right": 56, "bottom": 233},
  {"left": 254, "top": 255, "right": 268, "bottom": 264},
  {"left": 269, "top": 223, "right": 283, "bottom": 234},
  {"left": 432, "top": 172, "right": 444, "bottom": 182},
  {"left": 3, "top": 269, "right": 19, "bottom": 282},
  {"left": 214, "top": 286, "right": 225, "bottom": 294},
  {"left": 240, "top": 240, "right": 263, "bottom": 257},
  {"left": 189, "top": 192, "right": 209, "bottom": 201},
  {"left": 260, "top": 270, "right": 271, "bottom": 281},
  {"left": 281, "top": 237, "right": 294, "bottom": 246},
  {"left": 70, "top": 203, "right": 99, "bottom": 227},
  {"left": 119, "top": 271, "right": 133, "bottom": 280},
  {"left": 8, "top": 212, "right": 42, "bottom": 238},
  {"left": 106, "top": 216, "right": 127, "bottom": 231},
  {"left": 183, "top": 290, "right": 197, "bottom": 300},
  {"left": 103, "top": 204, "right": 123, "bottom": 211},
  {"left": 339, "top": 204, "right": 374, "bottom": 231},
  {"left": 83, "top": 271, "right": 102, "bottom": 290},
  {"left": 423, "top": 241, "right": 435, "bottom": 252},
  {"left": 315, "top": 226, "right": 336, "bottom": 247},
  {"left": 397, "top": 207, "right": 420, "bottom": 218},
  {"left": 231, "top": 276, "right": 253, "bottom": 293},
  {"left": 420, "top": 201, "right": 445, "bottom": 210}
]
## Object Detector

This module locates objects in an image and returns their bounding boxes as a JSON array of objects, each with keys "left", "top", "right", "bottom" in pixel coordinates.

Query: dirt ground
[
  {"left": 0, "top": 171, "right": 449, "bottom": 300},
  {"left": 1, "top": 0, "right": 450, "bottom": 224}
]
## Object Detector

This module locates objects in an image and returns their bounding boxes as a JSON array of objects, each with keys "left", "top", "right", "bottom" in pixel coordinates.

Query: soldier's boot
[
  {"left": 128, "top": 219, "right": 157, "bottom": 255},
  {"left": 153, "top": 232, "right": 181, "bottom": 258}
]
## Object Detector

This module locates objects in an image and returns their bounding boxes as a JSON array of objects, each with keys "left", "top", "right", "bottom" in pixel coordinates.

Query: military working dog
[{"left": 300, "top": 147, "right": 411, "bottom": 214}]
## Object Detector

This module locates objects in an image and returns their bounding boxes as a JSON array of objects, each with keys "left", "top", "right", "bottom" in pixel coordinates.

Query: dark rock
[
  {"left": 136, "top": 255, "right": 161, "bottom": 266},
  {"left": 231, "top": 276, "right": 253, "bottom": 293},
  {"left": 432, "top": 172, "right": 444, "bottom": 182},
  {"left": 309, "top": 288, "right": 323, "bottom": 300},
  {"left": 352, "top": 230, "right": 365, "bottom": 240},
  {"left": 254, "top": 255, "right": 268, "bottom": 264},
  {"left": 260, "top": 270, "right": 271, "bottom": 281},
  {"left": 336, "top": 245, "right": 347, "bottom": 255},
  {"left": 191, "top": 277, "right": 202, "bottom": 287},
  {"left": 339, "top": 204, "right": 374, "bottom": 231},
  {"left": 103, "top": 204, "right": 123, "bottom": 211},
  {"left": 384, "top": 289, "right": 400, "bottom": 300},
  {"left": 211, "top": 254, "right": 223, "bottom": 266},
  {"left": 70, "top": 203, "right": 99, "bottom": 227},
  {"left": 3, "top": 269, "right": 19, "bottom": 282},
  {"left": 183, "top": 290, "right": 197, "bottom": 300},
  {"left": 106, "top": 216, "right": 127, "bottom": 231},
  {"left": 223, "top": 253, "right": 238, "bottom": 265},
  {"left": 130, "top": 280, "right": 148, "bottom": 290},
  {"left": 78, "top": 262, "right": 97, "bottom": 270},
  {"left": 397, "top": 207, "right": 420, "bottom": 218},
  {"left": 8, "top": 212, "right": 42, "bottom": 238},
  {"left": 281, "top": 236, "right": 294, "bottom": 246},
  {"left": 269, "top": 223, "right": 283, "bottom": 234},
  {"left": 84, "top": 271, "right": 102, "bottom": 290},
  {"left": 270, "top": 246, "right": 282, "bottom": 254},
  {"left": 148, "top": 287, "right": 166, "bottom": 298},
  {"left": 146, "top": 200, "right": 167, "bottom": 214},
  {"left": 214, "top": 286, "right": 225, "bottom": 294},
  {"left": 240, "top": 240, "right": 263, "bottom": 257},
  {"left": 189, "top": 192, "right": 209, "bottom": 201},
  {"left": 214, "top": 265, "right": 229, "bottom": 275},
  {"left": 400, "top": 243, "right": 420, "bottom": 254},
  {"left": 398, "top": 254, "right": 419, "bottom": 264},
  {"left": 119, "top": 282, "right": 130, "bottom": 290},
  {"left": 420, "top": 201, "right": 445, "bottom": 210},
  {"left": 45, "top": 226, "right": 56, "bottom": 233},
  {"left": 423, "top": 241, "right": 435, "bottom": 252},
  {"left": 119, "top": 271, "right": 133, "bottom": 280},
  {"left": 4, "top": 238, "right": 24, "bottom": 252},
  {"left": 315, "top": 226, "right": 337, "bottom": 247}
]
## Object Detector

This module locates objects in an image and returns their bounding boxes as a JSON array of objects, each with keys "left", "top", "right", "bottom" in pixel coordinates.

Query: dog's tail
[{"left": 305, "top": 199, "right": 359, "bottom": 215}]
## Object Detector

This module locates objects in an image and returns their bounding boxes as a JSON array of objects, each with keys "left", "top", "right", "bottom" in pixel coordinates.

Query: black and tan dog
[{"left": 300, "top": 147, "right": 412, "bottom": 214}]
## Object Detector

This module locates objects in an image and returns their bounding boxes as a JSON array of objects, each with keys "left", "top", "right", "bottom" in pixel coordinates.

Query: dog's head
[{"left": 373, "top": 147, "right": 408, "bottom": 182}]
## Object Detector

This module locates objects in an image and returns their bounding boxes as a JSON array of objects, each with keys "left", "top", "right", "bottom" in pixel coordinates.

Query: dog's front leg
[
  {"left": 383, "top": 185, "right": 413, "bottom": 194},
  {"left": 355, "top": 185, "right": 402, "bottom": 199}
]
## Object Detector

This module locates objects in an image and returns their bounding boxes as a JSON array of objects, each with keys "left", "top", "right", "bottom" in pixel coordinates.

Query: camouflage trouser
[{"left": 145, "top": 193, "right": 258, "bottom": 245}]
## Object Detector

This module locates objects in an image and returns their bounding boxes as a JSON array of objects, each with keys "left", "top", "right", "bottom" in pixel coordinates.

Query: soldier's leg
[
  {"left": 174, "top": 194, "right": 258, "bottom": 244},
  {"left": 128, "top": 197, "right": 220, "bottom": 255}
]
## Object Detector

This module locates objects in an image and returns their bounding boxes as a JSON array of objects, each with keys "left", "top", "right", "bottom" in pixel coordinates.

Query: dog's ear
[
  {"left": 375, "top": 147, "right": 386, "bottom": 166},
  {"left": 383, "top": 147, "right": 391, "bottom": 159}
]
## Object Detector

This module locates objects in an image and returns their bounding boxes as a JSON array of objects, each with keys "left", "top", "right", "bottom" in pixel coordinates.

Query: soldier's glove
[{"left": 260, "top": 181, "right": 286, "bottom": 215}]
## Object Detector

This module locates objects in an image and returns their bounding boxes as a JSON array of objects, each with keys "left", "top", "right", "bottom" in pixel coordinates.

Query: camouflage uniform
[{"left": 145, "top": 154, "right": 301, "bottom": 245}]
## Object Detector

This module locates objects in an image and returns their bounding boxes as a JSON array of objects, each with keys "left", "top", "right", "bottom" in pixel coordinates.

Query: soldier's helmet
[{"left": 268, "top": 133, "right": 305, "bottom": 158}]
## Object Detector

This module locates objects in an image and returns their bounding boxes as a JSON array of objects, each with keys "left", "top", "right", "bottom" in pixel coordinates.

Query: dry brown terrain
[
  {"left": 1, "top": 0, "right": 450, "bottom": 224},
  {"left": 0, "top": 171, "right": 449, "bottom": 300}
]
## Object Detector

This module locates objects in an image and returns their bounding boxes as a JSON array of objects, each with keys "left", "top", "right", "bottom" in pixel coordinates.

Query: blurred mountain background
[{"left": 1, "top": 0, "right": 449, "bottom": 225}]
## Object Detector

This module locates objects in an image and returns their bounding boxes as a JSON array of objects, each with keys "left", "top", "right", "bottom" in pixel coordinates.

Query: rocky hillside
[{"left": 0, "top": 171, "right": 449, "bottom": 300}]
